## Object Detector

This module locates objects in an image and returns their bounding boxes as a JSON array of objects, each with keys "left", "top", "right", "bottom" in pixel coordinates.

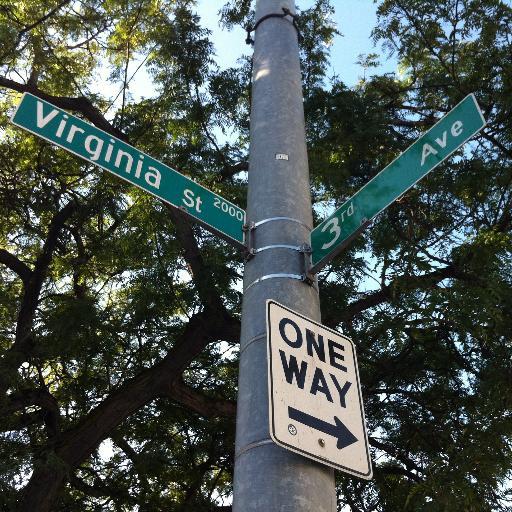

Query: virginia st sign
[
  {"left": 310, "top": 93, "right": 486, "bottom": 271},
  {"left": 11, "top": 93, "right": 246, "bottom": 247},
  {"left": 266, "top": 300, "right": 372, "bottom": 478}
]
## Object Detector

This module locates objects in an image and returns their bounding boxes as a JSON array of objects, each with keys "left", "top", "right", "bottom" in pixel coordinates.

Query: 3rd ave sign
[
  {"left": 267, "top": 301, "right": 372, "bottom": 478},
  {"left": 11, "top": 93, "right": 246, "bottom": 247},
  {"left": 310, "top": 93, "right": 486, "bottom": 272}
]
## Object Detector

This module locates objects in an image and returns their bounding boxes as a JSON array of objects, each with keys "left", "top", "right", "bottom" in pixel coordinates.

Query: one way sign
[{"left": 266, "top": 301, "right": 372, "bottom": 478}]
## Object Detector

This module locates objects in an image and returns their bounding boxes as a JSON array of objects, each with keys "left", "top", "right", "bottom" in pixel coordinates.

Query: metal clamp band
[
  {"left": 235, "top": 438, "right": 274, "bottom": 459},
  {"left": 245, "top": 7, "right": 302, "bottom": 45},
  {"left": 253, "top": 244, "right": 304, "bottom": 254},
  {"left": 244, "top": 218, "right": 312, "bottom": 260},
  {"left": 253, "top": 217, "right": 312, "bottom": 230},
  {"left": 240, "top": 333, "right": 266, "bottom": 356},
  {"left": 244, "top": 273, "right": 307, "bottom": 292}
]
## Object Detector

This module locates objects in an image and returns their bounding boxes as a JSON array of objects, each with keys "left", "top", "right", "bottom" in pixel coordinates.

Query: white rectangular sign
[{"left": 267, "top": 300, "right": 372, "bottom": 478}]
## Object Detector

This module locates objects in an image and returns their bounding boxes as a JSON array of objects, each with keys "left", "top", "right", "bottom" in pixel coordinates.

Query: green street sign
[
  {"left": 310, "top": 94, "right": 486, "bottom": 272},
  {"left": 11, "top": 93, "right": 246, "bottom": 247}
]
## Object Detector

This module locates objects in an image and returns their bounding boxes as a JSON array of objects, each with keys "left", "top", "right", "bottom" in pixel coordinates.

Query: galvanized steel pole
[{"left": 232, "top": 0, "right": 336, "bottom": 510}]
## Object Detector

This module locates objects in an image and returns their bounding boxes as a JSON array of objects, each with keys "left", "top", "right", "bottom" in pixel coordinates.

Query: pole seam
[
  {"left": 235, "top": 438, "right": 274, "bottom": 459},
  {"left": 240, "top": 333, "right": 266, "bottom": 355}
]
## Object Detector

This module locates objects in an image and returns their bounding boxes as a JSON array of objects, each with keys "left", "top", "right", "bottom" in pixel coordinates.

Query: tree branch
[
  {"left": 14, "top": 200, "right": 78, "bottom": 354},
  {"left": 5, "top": 388, "right": 59, "bottom": 416},
  {"left": 334, "top": 263, "right": 469, "bottom": 323},
  {"left": 18, "top": 0, "right": 72, "bottom": 38},
  {"left": 69, "top": 473, "right": 138, "bottom": 505},
  {"left": 369, "top": 436, "right": 424, "bottom": 479},
  {"left": 17, "top": 305, "right": 238, "bottom": 512},
  {"left": 0, "top": 201, "right": 80, "bottom": 398},
  {"left": 375, "top": 464, "right": 423, "bottom": 482},
  {"left": 0, "top": 248, "right": 31, "bottom": 284},
  {"left": 166, "top": 205, "right": 240, "bottom": 319},
  {"left": 0, "top": 76, "right": 126, "bottom": 140},
  {"left": 481, "top": 130, "right": 512, "bottom": 160},
  {"left": 3, "top": 388, "right": 61, "bottom": 439},
  {"left": 167, "top": 379, "right": 236, "bottom": 418},
  {"left": 110, "top": 434, "right": 150, "bottom": 499}
]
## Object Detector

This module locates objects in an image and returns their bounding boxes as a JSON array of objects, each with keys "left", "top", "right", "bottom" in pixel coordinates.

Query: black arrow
[{"left": 288, "top": 406, "right": 358, "bottom": 450}]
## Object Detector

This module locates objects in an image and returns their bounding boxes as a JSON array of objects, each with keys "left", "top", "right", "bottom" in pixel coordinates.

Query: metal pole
[{"left": 232, "top": 0, "right": 336, "bottom": 510}]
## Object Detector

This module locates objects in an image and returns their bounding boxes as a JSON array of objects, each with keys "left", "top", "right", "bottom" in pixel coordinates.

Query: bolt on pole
[{"left": 232, "top": 0, "right": 336, "bottom": 510}]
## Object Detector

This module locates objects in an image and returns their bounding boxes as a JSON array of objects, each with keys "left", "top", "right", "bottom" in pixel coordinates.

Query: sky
[
  {"left": 194, "top": 0, "right": 397, "bottom": 87},
  {"left": 124, "top": 0, "right": 398, "bottom": 102}
]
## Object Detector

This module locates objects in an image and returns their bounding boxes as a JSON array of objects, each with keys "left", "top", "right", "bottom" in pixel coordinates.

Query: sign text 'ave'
[{"left": 310, "top": 93, "right": 486, "bottom": 271}]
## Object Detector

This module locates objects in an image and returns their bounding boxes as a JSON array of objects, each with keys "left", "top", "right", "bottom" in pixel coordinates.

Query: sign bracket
[
  {"left": 299, "top": 243, "right": 315, "bottom": 285},
  {"left": 243, "top": 221, "right": 257, "bottom": 260},
  {"left": 243, "top": 220, "right": 314, "bottom": 285}
]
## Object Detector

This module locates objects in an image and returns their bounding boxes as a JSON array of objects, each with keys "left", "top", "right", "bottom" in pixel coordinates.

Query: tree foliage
[{"left": 0, "top": 0, "right": 510, "bottom": 511}]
